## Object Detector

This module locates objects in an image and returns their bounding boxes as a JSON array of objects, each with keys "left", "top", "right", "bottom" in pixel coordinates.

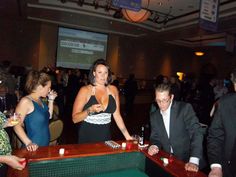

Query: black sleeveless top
[
  {"left": 77, "top": 87, "right": 117, "bottom": 143},
  {"left": 83, "top": 94, "right": 116, "bottom": 124}
]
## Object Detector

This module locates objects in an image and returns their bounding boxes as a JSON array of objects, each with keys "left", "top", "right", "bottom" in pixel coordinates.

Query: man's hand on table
[{"left": 148, "top": 145, "right": 159, "bottom": 156}]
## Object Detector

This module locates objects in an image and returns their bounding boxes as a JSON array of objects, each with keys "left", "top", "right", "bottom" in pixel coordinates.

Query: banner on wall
[
  {"left": 199, "top": 0, "right": 219, "bottom": 32},
  {"left": 112, "top": 0, "right": 141, "bottom": 11}
]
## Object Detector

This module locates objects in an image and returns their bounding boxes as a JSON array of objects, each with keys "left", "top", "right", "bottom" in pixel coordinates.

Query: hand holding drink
[
  {"left": 10, "top": 113, "right": 21, "bottom": 125},
  {"left": 47, "top": 90, "right": 57, "bottom": 101},
  {"left": 4, "top": 112, "right": 21, "bottom": 127}
]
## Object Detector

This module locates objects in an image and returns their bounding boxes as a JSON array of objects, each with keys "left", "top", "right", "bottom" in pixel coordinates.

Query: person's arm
[
  {"left": 111, "top": 85, "right": 132, "bottom": 140},
  {"left": 0, "top": 155, "right": 26, "bottom": 170},
  {"left": 13, "top": 97, "right": 38, "bottom": 151},
  {"left": 149, "top": 111, "right": 162, "bottom": 149},
  {"left": 47, "top": 90, "right": 57, "bottom": 119},
  {"left": 182, "top": 103, "right": 203, "bottom": 172},
  {"left": 207, "top": 102, "right": 224, "bottom": 177},
  {"left": 183, "top": 103, "right": 203, "bottom": 160},
  {"left": 72, "top": 86, "right": 90, "bottom": 123}
]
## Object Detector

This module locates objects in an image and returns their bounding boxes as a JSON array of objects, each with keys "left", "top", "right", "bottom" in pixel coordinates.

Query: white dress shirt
[{"left": 160, "top": 101, "right": 199, "bottom": 166}]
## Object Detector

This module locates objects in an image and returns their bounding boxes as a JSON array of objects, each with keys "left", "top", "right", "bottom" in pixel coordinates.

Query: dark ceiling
[{"left": 1, "top": 0, "right": 236, "bottom": 48}]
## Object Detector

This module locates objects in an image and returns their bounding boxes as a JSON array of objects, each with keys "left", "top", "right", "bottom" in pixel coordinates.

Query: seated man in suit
[
  {"left": 207, "top": 69, "right": 236, "bottom": 177},
  {"left": 148, "top": 83, "right": 204, "bottom": 172}
]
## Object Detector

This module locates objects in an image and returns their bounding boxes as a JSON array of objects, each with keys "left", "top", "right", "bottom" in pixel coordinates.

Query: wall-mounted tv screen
[{"left": 56, "top": 27, "right": 108, "bottom": 69}]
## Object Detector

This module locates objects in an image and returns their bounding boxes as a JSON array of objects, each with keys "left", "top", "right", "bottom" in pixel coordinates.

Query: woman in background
[
  {"left": 72, "top": 59, "right": 132, "bottom": 143},
  {"left": 14, "top": 70, "right": 57, "bottom": 151}
]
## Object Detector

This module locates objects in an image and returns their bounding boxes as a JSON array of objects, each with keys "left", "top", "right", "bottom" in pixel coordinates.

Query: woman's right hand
[
  {"left": 89, "top": 104, "right": 104, "bottom": 114},
  {"left": 26, "top": 142, "right": 38, "bottom": 151}
]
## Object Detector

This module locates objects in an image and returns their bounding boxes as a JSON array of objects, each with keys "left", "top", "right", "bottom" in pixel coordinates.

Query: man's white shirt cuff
[
  {"left": 189, "top": 157, "right": 199, "bottom": 165},
  {"left": 210, "top": 163, "right": 222, "bottom": 169}
]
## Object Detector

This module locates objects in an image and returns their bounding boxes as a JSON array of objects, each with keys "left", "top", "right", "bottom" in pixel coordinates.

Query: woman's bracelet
[{"left": 48, "top": 99, "right": 54, "bottom": 102}]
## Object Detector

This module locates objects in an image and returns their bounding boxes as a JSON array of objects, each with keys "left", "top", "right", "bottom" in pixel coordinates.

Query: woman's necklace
[{"left": 29, "top": 95, "right": 43, "bottom": 108}]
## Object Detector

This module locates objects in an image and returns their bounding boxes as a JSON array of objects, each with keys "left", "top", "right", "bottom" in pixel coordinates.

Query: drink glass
[
  {"left": 6, "top": 112, "right": 21, "bottom": 126},
  {"left": 11, "top": 113, "right": 21, "bottom": 125},
  {"left": 132, "top": 134, "right": 140, "bottom": 144}
]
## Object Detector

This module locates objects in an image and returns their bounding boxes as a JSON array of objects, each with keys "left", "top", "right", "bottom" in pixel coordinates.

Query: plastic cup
[{"left": 10, "top": 113, "right": 20, "bottom": 125}]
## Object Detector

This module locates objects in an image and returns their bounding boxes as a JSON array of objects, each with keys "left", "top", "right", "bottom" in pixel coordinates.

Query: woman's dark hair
[
  {"left": 25, "top": 70, "right": 51, "bottom": 93},
  {"left": 88, "top": 59, "right": 112, "bottom": 86}
]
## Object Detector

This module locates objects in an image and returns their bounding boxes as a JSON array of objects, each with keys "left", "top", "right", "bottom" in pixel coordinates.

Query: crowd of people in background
[{"left": 0, "top": 59, "right": 233, "bottom": 127}]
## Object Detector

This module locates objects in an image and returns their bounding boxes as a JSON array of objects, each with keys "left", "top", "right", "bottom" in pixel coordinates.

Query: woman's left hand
[{"left": 48, "top": 90, "right": 58, "bottom": 101}]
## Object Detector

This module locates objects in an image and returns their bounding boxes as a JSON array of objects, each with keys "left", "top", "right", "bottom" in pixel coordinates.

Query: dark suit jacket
[
  {"left": 207, "top": 93, "right": 236, "bottom": 177},
  {"left": 150, "top": 101, "right": 203, "bottom": 164}
]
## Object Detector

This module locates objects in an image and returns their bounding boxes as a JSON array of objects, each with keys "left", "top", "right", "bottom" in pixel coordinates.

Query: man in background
[{"left": 207, "top": 69, "right": 236, "bottom": 177}]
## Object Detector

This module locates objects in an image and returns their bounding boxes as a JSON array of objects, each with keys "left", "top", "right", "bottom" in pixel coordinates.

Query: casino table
[{"left": 7, "top": 141, "right": 207, "bottom": 177}]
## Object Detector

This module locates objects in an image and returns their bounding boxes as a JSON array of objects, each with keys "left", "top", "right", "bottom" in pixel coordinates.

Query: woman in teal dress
[
  {"left": 0, "top": 112, "right": 26, "bottom": 176},
  {"left": 14, "top": 70, "right": 57, "bottom": 151}
]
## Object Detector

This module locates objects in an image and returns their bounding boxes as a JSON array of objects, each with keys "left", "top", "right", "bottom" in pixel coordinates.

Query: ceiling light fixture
[
  {"left": 195, "top": 51, "right": 204, "bottom": 56},
  {"left": 61, "top": 0, "right": 171, "bottom": 26},
  {"left": 194, "top": 35, "right": 205, "bottom": 56}
]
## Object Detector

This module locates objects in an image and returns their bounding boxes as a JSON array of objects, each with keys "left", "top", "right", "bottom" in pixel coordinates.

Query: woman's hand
[
  {"left": 26, "top": 142, "right": 38, "bottom": 151},
  {"left": 48, "top": 90, "right": 58, "bottom": 101},
  {"left": 89, "top": 104, "right": 104, "bottom": 114},
  {"left": 3, "top": 155, "right": 26, "bottom": 170}
]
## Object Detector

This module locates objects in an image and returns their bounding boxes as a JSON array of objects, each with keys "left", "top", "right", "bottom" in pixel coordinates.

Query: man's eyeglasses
[{"left": 156, "top": 98, "right": 171, "bottom": 104}]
